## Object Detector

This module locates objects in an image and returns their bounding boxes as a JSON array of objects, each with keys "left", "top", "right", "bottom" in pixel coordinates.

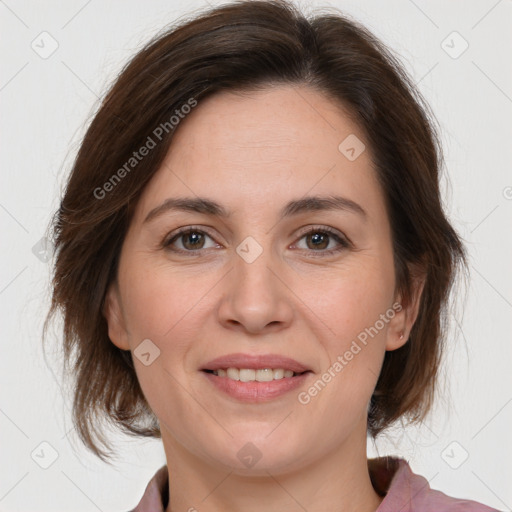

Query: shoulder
[
  {"left": 127, "top": 464, "right": 169, "bottom": 512},
  {"left": 371, "top": 457, "right": 501, "bottom": 512}
]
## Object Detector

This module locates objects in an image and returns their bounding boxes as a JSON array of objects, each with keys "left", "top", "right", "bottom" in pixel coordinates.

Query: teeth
[
  {"left": 212, "top": 368, "right": 300, "bottom": 381},
  {"left": 226, "top": 368, "right": 239, "bottom": 380},
  {"left": 273, "top": 368, "right": 284, "bottom": 380}
]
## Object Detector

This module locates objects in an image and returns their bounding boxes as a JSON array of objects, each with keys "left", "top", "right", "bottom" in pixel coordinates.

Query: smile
[
  {"left": 206, "top": 368, "right": 305, "bottom": 381},
  {"left": 202, "top": 369, "right": 312, "bottom": 402}
]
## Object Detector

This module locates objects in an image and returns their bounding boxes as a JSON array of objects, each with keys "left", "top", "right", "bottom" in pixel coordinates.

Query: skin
[{"left": 104, "top": 84, "right": 424, "bottom": 512}]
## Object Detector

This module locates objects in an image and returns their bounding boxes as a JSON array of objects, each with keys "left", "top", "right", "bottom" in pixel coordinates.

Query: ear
[
  {"left": 385, "top": 267, "right": 426, "bottom": 351},
  {"left": 103, "top": 280, "right": 130, "bottom": 350}
]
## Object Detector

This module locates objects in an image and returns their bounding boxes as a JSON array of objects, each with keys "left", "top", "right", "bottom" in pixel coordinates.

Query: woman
[{"left": 45, "top": 1, "right": 500, "bottom": 510}]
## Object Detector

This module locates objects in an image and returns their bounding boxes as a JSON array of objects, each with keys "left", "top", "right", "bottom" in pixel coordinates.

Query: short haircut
[{"left": 45, "top": 0, "right": 467, "bottom": 462}]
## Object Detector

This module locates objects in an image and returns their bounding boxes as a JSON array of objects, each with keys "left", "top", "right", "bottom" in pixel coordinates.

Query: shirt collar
[{"left": 130, "top": 455, "right": 497, "bottom": 512}]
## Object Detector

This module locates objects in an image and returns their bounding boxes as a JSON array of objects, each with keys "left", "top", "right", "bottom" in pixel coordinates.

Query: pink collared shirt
[{"left": 129, "top": 456, "right": 501, "bottom": 511}]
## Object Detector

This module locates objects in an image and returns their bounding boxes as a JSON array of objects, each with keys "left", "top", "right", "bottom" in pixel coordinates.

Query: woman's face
[{"left": 105, "top": 85, "right": 415, "bottom": 474}]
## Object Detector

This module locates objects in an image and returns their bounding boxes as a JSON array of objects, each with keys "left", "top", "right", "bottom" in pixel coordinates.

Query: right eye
[{"left": 163, "top": 227, "right": 221, "bottom": 254}]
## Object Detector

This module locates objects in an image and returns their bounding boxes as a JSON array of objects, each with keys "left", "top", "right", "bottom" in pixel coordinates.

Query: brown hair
[{"left": 44, "top": 0, "right": 467, "bottom": 462}]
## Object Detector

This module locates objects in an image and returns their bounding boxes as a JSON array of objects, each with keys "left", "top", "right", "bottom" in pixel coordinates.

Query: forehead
[
  {"left": 133, "top": 84, "right": 385, "bottom": 225},
  {"left": 168, "top": 85, "right": 364, "bottom": 168}
]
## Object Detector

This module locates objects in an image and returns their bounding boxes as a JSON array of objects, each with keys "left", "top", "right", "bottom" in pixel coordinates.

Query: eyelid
[{"left": 293, "top": 224, "right": 350, "bottom": 243}]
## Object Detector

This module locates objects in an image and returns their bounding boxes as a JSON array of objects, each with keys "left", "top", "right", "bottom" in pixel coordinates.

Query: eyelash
[{"left": 162, "top": 225, "right": 351, "bottom": 257}]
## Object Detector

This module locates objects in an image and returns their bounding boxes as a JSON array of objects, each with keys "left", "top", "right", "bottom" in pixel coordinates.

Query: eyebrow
[{"left": 143, "top": 194, "right": 367, "bottom": 224}]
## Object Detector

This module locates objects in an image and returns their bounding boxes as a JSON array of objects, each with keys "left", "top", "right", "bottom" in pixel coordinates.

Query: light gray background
[{"left": 1, "top": 1, "right": 511, "bottom": 511}]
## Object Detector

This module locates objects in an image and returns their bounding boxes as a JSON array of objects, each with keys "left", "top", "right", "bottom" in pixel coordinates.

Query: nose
[{"left": 216, "top": 241, "right": 294, "bottom": 334}]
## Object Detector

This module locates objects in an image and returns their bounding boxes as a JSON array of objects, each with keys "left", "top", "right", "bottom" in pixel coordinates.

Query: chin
[{"left": 202, "top": 428, "right": 311, "bottom": 475}]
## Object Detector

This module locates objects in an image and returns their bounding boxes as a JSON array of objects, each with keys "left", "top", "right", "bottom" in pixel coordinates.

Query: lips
[
  {"left": 201, "top": 353, "right": 313, "bottom": 402},
  {"left": 201, "top": 353, "right": 312, "bottom": 374}
]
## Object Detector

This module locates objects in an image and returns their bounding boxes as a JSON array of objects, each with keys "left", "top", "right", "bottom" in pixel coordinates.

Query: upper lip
[{"left": 201, "top": 353, "right": 311, "bottom": 373}]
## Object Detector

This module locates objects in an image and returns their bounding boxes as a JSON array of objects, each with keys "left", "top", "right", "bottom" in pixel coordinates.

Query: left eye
[{"left": 293, "top": 228, "right": 349, "bottom": 253}]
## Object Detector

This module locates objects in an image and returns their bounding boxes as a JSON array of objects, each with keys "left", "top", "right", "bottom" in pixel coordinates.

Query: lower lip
[{"left": 202, "top": 371, "right": 311, "bottom": 402}]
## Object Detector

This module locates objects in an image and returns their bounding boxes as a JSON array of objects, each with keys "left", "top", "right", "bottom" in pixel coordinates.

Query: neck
[{"left": 162, "top": 420, "right": 384, "bottom": 512}]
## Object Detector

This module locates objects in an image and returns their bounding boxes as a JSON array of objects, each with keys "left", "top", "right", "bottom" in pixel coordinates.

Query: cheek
[
  {"left": 296, "top": 256, "right": 394, "bottom": 404},
  {"left": 119, "top": 255, "right": 208, "bottom": 342},
  {"left": 117, "top": 258, "right": 209, "bottom": 420},
  {"left": 298, "top": 280, "right": 392, "bottom": 433},
  {"left": 298, "top": 259, "right": 395, "bottom": 348}
]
